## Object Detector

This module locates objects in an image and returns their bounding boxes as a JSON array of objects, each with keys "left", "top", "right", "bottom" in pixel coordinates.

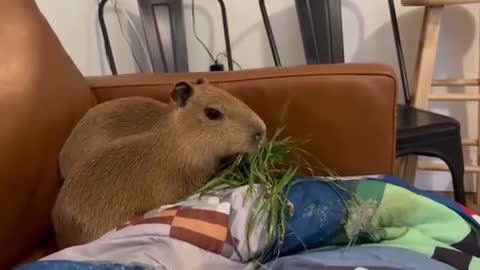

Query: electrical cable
[
  {"left": 191, "top": 0, "right": 216, "bottom": 64},
  {"left": 191, "top": 0, "right": 242, "bottom": 71},
  {"left": 216, "top": 52, "right": 241, "bottom": 70},
  {"left": 99, "top": 0, "right": 118, "bottom": 75},
  {"left": 102, "top": 0, "right": 241, "bottom": 72}
]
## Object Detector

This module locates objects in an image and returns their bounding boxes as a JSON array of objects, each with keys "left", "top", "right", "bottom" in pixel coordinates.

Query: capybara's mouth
[{"left": 218, "top": 153, "right": 241, "bottom": 171}]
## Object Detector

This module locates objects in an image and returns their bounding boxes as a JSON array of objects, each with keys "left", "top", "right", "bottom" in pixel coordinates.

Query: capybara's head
[{"left": 168, "top": 78, "right": 267, "bottom": 169}]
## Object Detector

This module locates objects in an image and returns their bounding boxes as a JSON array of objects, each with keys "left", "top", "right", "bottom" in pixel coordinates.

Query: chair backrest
[
  {"left": 294, "top": 0, "right": 345, "bottom": 64},
  {"left": 137, "top": 0, "right": 189, "bottom": 72},
  {"left": 259, "top": 0, "right": 345, "bottom": 67}
]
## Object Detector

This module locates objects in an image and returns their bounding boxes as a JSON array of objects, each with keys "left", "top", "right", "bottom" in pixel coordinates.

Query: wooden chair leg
[
  {"left": 402, "top": 6, "right": 444, "bottom": 184},
  {"left": 412, "top": 6, "right": 444, "bottom": 108},
  {"left": 396, "top": 156, "right": 423, "bottom": 187},
  {"left": 477, "top": 96, "right": 480, "bottom": 204},
  {"left": 394, "top": 158, "right": 404, "bottom": 178},
  {"left": 400, "top": 156, "right": 418, "bottom": 185}
]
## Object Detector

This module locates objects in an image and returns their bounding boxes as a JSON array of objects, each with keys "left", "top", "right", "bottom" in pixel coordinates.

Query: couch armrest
[
  {"left": 87, "top": 63, "right": 398, "bottom": 176},
  {"left": 0, "top": 1, "right": 93, "bottom": 269}
]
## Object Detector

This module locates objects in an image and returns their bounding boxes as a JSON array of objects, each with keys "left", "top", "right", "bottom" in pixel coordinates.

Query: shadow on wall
[
  {"left": 100, "top": 3, "right": 216, "bottom": 74},
  {"left": 209, "top": 3, "right": 306, "bottom": 68},
  {"left": 110, "top": 2, "right": 305, "bottom": 72},
  {"left": 94, "top": 4, "right": 151, "bottom": 74},
  {"left": 259, "top": 4, "right": 306, "bottom": 67},
  {"left": 122, "top": 9, "right": 153, "bottom": 73},
  {"left": 346, "top": 2, "right": 475, "bottom": 101},
  {"left": 346, "top": 1, "right": 476, "bottom": 191},
  {"left": 183, "top": 3, "right": 218, "bottom": 70}
]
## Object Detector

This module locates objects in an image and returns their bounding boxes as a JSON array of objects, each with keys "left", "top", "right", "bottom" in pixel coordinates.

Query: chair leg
[
  {"left": 402, "top": 6, "right": 444, "bottom": 184},
  {"left": 394, "top": 156, "right": 416, "bottom": 185},
  {"left": 477, "top": 90, "right": 480, "bottom": 204},
  {"left": 411, "top": 6, "right": 444, "bottom": 109},
  {"left": 448, "top": 158, "right": 466, "bottom": 206},
  {"left": 445, "top": 127, "right": 466, "bottom": 204},
  {"left": 402, "top": 156, "right": 418, "bottom": 185},
  {"left": 398, "top": 132, "right": 466, "bottom": 205},
  {"left": 398, "top": 152, "right": 466, "bottom": 205}
]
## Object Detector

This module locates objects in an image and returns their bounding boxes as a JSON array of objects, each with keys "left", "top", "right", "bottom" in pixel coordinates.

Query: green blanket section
[
  {"left": 300, "top": 179, "right": 480, "bottom": 269},
  {"left": 355, "top": 180, "right": 480, "bottom": 269}
]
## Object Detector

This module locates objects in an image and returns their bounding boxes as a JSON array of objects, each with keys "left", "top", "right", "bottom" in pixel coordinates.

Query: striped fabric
[
  {"left": 116, "top": 205, "right": 235, "bottom": 256},
  {"left": 110, "top": 185, "right": 267, "bottom": 262}
]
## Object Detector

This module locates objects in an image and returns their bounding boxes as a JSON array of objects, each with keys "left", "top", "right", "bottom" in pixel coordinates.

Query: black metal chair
[{"left": 258, "top": 0, "right": 466, "bottom": 205}]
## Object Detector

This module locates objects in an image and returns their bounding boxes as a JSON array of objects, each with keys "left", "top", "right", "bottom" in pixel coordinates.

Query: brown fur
[{"left": 53, "top": 79, "right": 266, "bottom": 248}]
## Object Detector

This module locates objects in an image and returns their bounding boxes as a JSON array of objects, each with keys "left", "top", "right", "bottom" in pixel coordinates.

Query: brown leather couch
[{"left": 0, "top": 1, "right": 397, "bottom": 269}]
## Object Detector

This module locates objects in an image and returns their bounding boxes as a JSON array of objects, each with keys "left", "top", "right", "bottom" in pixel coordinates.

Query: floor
[
  {"left": 469, "top": 203, "right": 480, "bottom": 214},
  {"left": 394, "top": 162, "right": 480, "bottom": 213},
  {"left": 437, "top": 191, "right": 480, "bottom": 214},
  {"left": 465, "top": 194, "right": 480, "bottom": 214}
]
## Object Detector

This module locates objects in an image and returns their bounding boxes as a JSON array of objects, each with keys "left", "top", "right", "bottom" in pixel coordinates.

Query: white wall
[{"left": 35, "top": 0, "right": 480, "bottom": 192}]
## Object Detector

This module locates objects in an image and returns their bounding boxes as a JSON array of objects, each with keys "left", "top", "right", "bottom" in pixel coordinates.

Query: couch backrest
[{"left": 88, "top": 63, "right": 398, "bottom": 177}]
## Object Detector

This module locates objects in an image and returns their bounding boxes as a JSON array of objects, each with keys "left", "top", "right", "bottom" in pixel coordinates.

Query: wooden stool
[{"left": 402, "top": 0, "right": 480, "bottom": 202}]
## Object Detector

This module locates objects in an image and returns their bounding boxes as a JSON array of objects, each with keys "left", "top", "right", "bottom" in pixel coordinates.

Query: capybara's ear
[
  {"left": 196, "top": 78, "right": 209, "bottom": 85},
  {"left": 171, "top": 81, "right": 194, "bottom": 107}
]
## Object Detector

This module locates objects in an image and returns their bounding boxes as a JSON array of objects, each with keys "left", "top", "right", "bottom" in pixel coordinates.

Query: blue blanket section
[
  {"left": 15, "top": 261, "right": 154, "bottom": 270},
  {"left": 263, "top": 177, "right": 354, "bottom": 261},
  {"left": 265, "top": 246, "right": 456, "bottom": 270}
]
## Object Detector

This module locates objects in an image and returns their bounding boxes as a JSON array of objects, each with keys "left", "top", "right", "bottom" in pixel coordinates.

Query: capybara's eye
[{"left": 204, "top": 107, "right": 223, "bottom": 120}]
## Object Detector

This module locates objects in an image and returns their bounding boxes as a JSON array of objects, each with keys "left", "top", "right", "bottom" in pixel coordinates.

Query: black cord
[
  {"left": 192, "top": 0, "right": 216, "bottom": 64},
  {"left": 216, "top": 52, "right": 241, "bottom": 70},
  {"left": 216, "top": 0, "right": 233, "bottom": 71},
  {"left": 99, "top": 0, "right": 118, "bottom": 75}
]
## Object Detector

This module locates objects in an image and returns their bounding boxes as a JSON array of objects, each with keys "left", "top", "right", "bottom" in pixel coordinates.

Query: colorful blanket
[
  {"left": 262, "top": 175, "right": 480, "bottom": 270},
  {"left": 16, "top": 175, "right": 480, "bottom": 270}
]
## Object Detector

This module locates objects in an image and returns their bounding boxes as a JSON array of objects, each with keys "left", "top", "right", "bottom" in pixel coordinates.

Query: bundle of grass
[
  {"left": 192, "top": 127, "right": 379, "bottom": 262},
  {"left": 191, "top": 128, "right": 299, "bottom": 256}
]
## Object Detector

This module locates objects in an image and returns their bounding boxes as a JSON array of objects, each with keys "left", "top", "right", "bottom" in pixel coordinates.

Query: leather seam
[
  {"left": 88, "top": 72, "right": 397, "bottom": 89},
  {"left": 389, "top": 74, "right": 398, "bottom": 174}
]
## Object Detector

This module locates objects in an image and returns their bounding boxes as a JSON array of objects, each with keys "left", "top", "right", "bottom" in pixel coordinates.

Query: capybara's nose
[{"left": 253, "top": 129, "right": 266, "bottom": 144}]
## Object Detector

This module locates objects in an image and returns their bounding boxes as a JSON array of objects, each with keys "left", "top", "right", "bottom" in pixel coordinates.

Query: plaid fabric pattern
[
  {"left": 38, "top": 187, "right": 265, "bottom": 269},
  {"left": 115, "top": 197, "right": 244, "bottom": 259}
]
